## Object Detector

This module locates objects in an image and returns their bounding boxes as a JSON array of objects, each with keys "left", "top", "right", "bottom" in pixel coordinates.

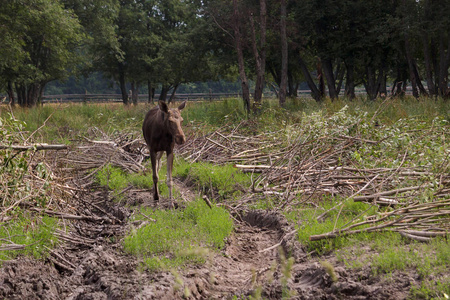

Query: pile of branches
[
  {"left": 58, "top": 130, "right": 147, "bottom": 187},
  {"left": 0, "top": 124, "right": 146, "bottom": 253},
  {"left": 177, "top": 120, "right": 450, "bottom": 242}
]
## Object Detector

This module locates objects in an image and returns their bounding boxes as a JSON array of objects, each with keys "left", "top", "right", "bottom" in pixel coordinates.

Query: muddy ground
[{"left": 0, "top": 175, "right": 422, "bottom": 300}]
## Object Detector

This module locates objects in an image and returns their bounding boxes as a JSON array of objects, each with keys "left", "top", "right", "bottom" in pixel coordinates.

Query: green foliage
[
  {"left": 0, "top": 0, "right": 84, "bottom": 105},
  {"left": 123, "top": 199, "right": 233, "bottom": 270},
  {"left": 0, "top": 214, "right": 59, "bottom": 261},
  {"left": 0, "top": 114, "right": 59, "bottom": 261},
  {"left": 0, "top": 115, "right": 53, "bottom": 207}
]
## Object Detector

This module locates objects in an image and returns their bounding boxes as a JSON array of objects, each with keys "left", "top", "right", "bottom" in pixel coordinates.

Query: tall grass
[{"left": 1, "top": 96, "right": 449, "bottom": 143}]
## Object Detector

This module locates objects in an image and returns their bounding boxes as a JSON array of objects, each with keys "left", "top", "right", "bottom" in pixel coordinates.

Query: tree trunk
[
  {"left": 335, "top": 62, "right": 345, "bottom": 95},
  {"left": 233, "top": 0, "right": 250, "bottom": 113},
  {"left": 317, "top": 59, "right": 325, "bottom": 98},
  {"left": 379, "top": 72, "right": 387, "bottom": 98},
  {"left": 131, "top": 81, "right": 139, "bottom": 105},
  {"left": 422, "top": 34, "right": 436, "bottom": 96},
  {"left": 14, "top": 83, "right": 43, "bottom": 107},
  {"left": 412, "top": 61, "right": 428, "bottom": 96},
  {"left": 268, "top": 65, "right": 281, "bottom": 87},
  {"left": 375, "top": 67, "right": 385, "bottom": 98},
  {"left": 293, "top": 82, "right": 299, "bottom": 97},
  {"left": 365, "top": 66, "right": 384, "bottom": 100},
  {"left": 344, "top": 62, "right": 356, "bottom": 100},
  {"left": 364, "top": 67, "right": 374, "bottom": 99},
  {"left": 38, "top": 82, "right": 45, "bottom": 105},
  {"left": 16, "top": 84, "right": 24, "bottom": 106},
  {"left": 279, "top": 0, "right": 288, "bottom": 106},
  {"left": 147, "top": 80, "right": 154, "bottom": 103},
  {"left": 432, "top": 38, "right": 440, "bottom": 92},
  {"left": 391, "top": 66, "right": 408, "bottom": 97},
  {"left": 299, "top": 55, "right": 322, "bottom": 102},
  {"left": 322, "top": 58, "right": 338, "bottom": 100},
  {"left": 7, "top": 81, "right": 15, "bottom": 106},
  {"left": 250, "top": 0, "right": 266, "bottom": 111},
  {"left": 118, "top": 62, "right": 128, "bottom": 105},
  {"left": 405, "top": 36, "right": 419, "bottom": 98},
  {"left": 168, "top": 83, "right": 179, "bottom": 103},
  {"left": 438, "top": 35, "right": 450, "bottom": 97},
  {"left": 159, "top": 85, "right": 170, "bottom": 101},
  {"left": 288, "top": 71, "right": 295, "bottom": 97}
]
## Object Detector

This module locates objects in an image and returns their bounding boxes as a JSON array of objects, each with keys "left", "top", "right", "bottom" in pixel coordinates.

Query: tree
[
  {"left": 231, "top": 0, "right": 251, "bottom": 113},
  {"left": 416, "top": 0, "right": 450, "bottom": 98},
  {"left": 0, "top": 0, "right": 84, "bottom": 106},
  {"left": 279, "top": 0, "right": 288, "bottom": 106}
]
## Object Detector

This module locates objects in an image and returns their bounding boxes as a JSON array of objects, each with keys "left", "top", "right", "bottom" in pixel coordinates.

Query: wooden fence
[
  {"left": 1, "top": 87, "right": 414, "bottom": 105},
  {"left": 40, "top": 92, "right": 245, "bottom": 103},
  {"left": 39, "top": 89, "right": 365, "bottom": 103}
]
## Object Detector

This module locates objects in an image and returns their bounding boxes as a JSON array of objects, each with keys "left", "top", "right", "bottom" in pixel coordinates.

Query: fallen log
[{"left": 0, "top": 144, "right": 68, "bottom": 151}]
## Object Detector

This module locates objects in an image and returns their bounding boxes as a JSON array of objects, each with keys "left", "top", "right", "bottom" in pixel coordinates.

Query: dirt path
[{"left": 0, "top": 182, "right": 418, "bottom": 299}]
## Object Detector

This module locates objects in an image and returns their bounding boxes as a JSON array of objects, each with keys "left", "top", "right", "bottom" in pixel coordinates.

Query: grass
[
  {"left": 285, "top": 197, "right": 379, "bottom": 253},
  {"left": 174, "top": 159, "right": 252, "bottom": 200},
  {"left": 94, "top": 161, "right": 239, "bottom": 271},
  {"left": 123, "top": 198, "right": 233, "bottom": 271},
  {"left": 0, "top": 213, "right": 59, "bottom": 261},
  {"left": 95, "top": 162, "right": 177, "bottom": 199},
  {"left": 2, "top": 96, "right": 449, "bottom": 143}
]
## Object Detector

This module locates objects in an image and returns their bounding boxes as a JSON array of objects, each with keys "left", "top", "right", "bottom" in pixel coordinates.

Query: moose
[{"left": 142, "top": 100, "right": 187, "bottom": 205}]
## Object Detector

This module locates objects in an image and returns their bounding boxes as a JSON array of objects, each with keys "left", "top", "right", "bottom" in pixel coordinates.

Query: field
[{"left": 0, "top": 97, "right": 449, "bottom": 299}]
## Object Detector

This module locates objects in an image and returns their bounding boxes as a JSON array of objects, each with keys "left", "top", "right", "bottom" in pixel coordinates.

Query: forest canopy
[{"left": 0, "top": 0, "right": 449, "bottom": 107}]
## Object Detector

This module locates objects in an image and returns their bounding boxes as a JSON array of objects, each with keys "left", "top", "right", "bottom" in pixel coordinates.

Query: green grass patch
[
  {"left": 410, "top": 277, "right": 450, "bottom": 300},
  {"left": 0, "top": 213, "right": 59, "bottom": 261},
  {"left": 335, "top": 233, "right": 450, "bottom": 298},
  {"left": 285, "top": 197, "right": 378, "bottom": 254},
  {"left": 371, "top": 238, "right": 450, "bottom": 277},
  {"left": 174, "top": 159, "right": 251, "bottom": 199},
  {"left": 95, "top": 163, "right": 173, "bottom": 200},
  {"left": 123, "top": 198, "right": 233, "bottom": 270}
]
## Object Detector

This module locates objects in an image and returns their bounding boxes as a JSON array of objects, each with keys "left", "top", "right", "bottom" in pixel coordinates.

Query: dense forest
[{"left": 0, "top": 0, "right": 449, "bottom": 109}]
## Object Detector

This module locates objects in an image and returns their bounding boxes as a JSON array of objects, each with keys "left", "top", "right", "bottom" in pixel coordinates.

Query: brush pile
[
  {"left": 0, "top": 121, "right": 143, "bottom": 253},
  {"left": 178, "top": 111, "right": 450, "bottom": 241},
  {"left": 1, "top": 105, "right": 449, "bottom": 245}
]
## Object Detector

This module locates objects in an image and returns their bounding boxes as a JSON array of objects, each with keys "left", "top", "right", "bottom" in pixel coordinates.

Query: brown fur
[{"left": 142, "top": 100, "right": 186, "bottom": 203}]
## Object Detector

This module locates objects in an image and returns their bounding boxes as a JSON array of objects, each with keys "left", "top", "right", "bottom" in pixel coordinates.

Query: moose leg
[
  {"left": 166, "top": 151, "right": 174, "bottom": 206},
  {"left": 150, "top": 151, "right": 159, "bottom": 202},
  {"left": 156, "top": 151, "right": 163, "bottom": 172}
]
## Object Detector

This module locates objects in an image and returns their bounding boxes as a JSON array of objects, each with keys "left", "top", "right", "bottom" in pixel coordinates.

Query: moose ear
[
  {"left": 178, "top": 101, "right": 187, "bottom": 111},
  {"left": 159, "top": 101, "right": 169, "bottom": 113}
]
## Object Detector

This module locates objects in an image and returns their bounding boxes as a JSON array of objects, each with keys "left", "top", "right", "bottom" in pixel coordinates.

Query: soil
[{"left": 0, "top": 180, "right": 421, "bottom": 300}]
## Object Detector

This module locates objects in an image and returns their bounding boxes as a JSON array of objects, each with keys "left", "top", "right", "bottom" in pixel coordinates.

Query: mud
[{"left": 1, "top": 182, "right": 421, "bottom": 299}]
